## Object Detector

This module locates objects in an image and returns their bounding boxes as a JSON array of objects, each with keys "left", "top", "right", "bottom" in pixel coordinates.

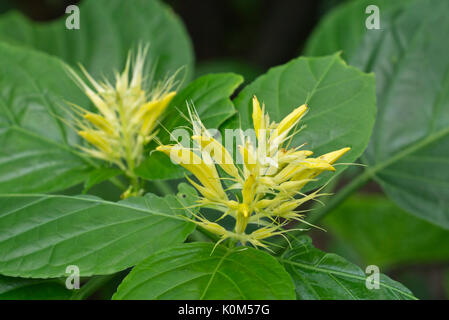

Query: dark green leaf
[
  {"left": 279, "top": 236, "right": 416, "bottom": 300},
  {"left": 113, "top": 242, "right": 295, "bottom": 300},
  {"left": 304, "top": 0, "right": 414, "bottom": 59},
  {"left": 233, "top": 54, "right": 376, "bottom": 191},
  {"left": 0, "top": 275, "right": 71, "bottom": 300},
  {"left": 306, "top": 0, "right": 449, "bottom": 229},
  {"left": 356, "top": 0, "right": 449, "bottom": 228},
  {"left": 324, "top": 195, "right": 449, "bottom": 268},
  {"left": 0, "top": 184, "right": 196, "bottom": 278}
]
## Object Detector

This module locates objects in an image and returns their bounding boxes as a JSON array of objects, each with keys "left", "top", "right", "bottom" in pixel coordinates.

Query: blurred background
[{"left": 1, "top": 0, "right": 447, "bottom": 300}]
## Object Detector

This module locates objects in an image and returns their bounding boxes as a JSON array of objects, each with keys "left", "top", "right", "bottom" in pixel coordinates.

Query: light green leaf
[
  {"left": 0, "top": 275, "right": 71, "bottom": 300},
  {"left": 136, "top": 73, "right": 243, "bottom": 180},
  {"left": 306, "top": 0, "right": 449, "bottom": 229},
  {"left": 279, "top": 236, "right": 416, "bottom": 300},
  {"left": 0, "top": 42, "right": 94, "bottom": 193},
  {"left": 0, "top": 0, "right": 193, "bottom": 82},
  {"left": 113, "top": 242, "right": 295, "bottom": 300},
  {"left": 324, "top": 195, "right": 449, "bottom": 268},
  {"left": 233, "top": 54, "right": 376, "bottom": 190},
  {"left": 0, "top": 184, "right": 196, "bottom": 278}
]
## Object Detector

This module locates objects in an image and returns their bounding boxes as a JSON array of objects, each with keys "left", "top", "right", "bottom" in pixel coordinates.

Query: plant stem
[
  {"left": 130, "top": 174, "right": 140, "bottom": 193},
  {"left": 70, "top": 274, "right": 116, "bottom": 300}
]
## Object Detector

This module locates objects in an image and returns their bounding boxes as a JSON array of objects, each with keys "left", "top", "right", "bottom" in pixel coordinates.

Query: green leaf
[
  {"left": 0, "top": 0, "right": 193, "bottom": 82},
  {"left": 83, "top": 168, "right": 122, "bottom": 193},
  {"left": 113, "top": 242, "right": 295, "bottom": 300},
  {"left": 0, "top": 275, "right": 71, "bottom": 300},
  {"left": 0, "top": 184, "right": 196, "bottom": 278},
  {"left": 304, "top": 0, "right": 414, "bottom": 59},
  {"left": 279, "top": 236, "right": 416, "bottom": 300},
  {"left": 324, "top": 195, "right": 449, "bottom": 268},
  {"left": 306, "top": 0, "right": 449, "bottom": 229},
  {"left": 233, "top": 54, "right": 376, "bottom": 190},
  {"left": 136, "top": 73, "right": 243, "bottom": 180},
  {"left": 357, "top": 0, "right": 449, "bottom": 229},
  {"left": 0, "top": 42, "right": 94, "bottom": 193},
  {"left": 165, "top": 73, "right": 244, "bottom": 132}
]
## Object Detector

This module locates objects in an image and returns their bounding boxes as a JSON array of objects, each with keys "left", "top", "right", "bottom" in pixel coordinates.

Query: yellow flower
[
  {"left": 158, "top": 96, "right": 350, "bottom": 248},
  {"left": 67, "top": 45, "right": 177, "bottom": 198}
]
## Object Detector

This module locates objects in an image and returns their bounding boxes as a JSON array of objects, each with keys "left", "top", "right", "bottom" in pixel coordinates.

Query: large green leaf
[
  {"left": 136, "top": 73, "right": 243, "bottom": 180},
  {"left": 233, "top": 54, "right": 376, "bottom": 190},
  {"left": 0, "top": 184, "right": 196, "bottom": 278},
  {"left": 279, "top": 236, "right": 416, "bottom": 300},
  {"left": 304, "top": 0, "right": 414, "bottom": 59},
  {"left": 0, "top": 42, "right": 94, "bottom": 193},
  {"left": 0, "top": 275, "right": 71, "bottom": 300},
  {"left": 113, "top": 242, "right": 295, "bottom": 300},
  {"left": 306, "top": 0, "right": 449, "bottom": 228},
  {"left": 325, "top": 195, "right": 449, "bottom": 268},
  {"left": 356, "top": 0, "right": 449, "bottom": 229},
  {"left": 0, "top": 0, "right": 193, "bottom": 81}
]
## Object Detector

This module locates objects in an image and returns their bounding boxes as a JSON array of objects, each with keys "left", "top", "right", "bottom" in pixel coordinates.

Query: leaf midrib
[
  {"left": 278, "top": 257, "right": 417, "bottom": 300},
  {"left": 0, "top": 193, "right": 186, "bottom": 221},
  {"left": 366, "top": 124, "right": 449, "bottom": 177},
  {"left": 199, "top": 248, "right": 232, "bottom": 300}
]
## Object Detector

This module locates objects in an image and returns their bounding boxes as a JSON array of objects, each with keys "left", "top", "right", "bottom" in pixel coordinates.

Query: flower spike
[
  {"left": 157, "top": 96, "right": 350, "bottom": 249},
  {"left": 67, "top": 44, "right": 178, "bottom": 198}
]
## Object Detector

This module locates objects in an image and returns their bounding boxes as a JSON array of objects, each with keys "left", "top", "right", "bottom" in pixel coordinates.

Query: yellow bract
[
  {"left": 67, "top": 45, "right": 177, "bottom": 198},
  {"left": 158, "top": 95, "right": 350, "bottom": 248}
]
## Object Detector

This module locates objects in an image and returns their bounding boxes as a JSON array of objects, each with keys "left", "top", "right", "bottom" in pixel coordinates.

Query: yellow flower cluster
[
  {"left": 157, "top": 96, "right": 350, "bottom": 248},
  {"left": 67, "top": 46, "right": 176, "bottom": 197}
]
